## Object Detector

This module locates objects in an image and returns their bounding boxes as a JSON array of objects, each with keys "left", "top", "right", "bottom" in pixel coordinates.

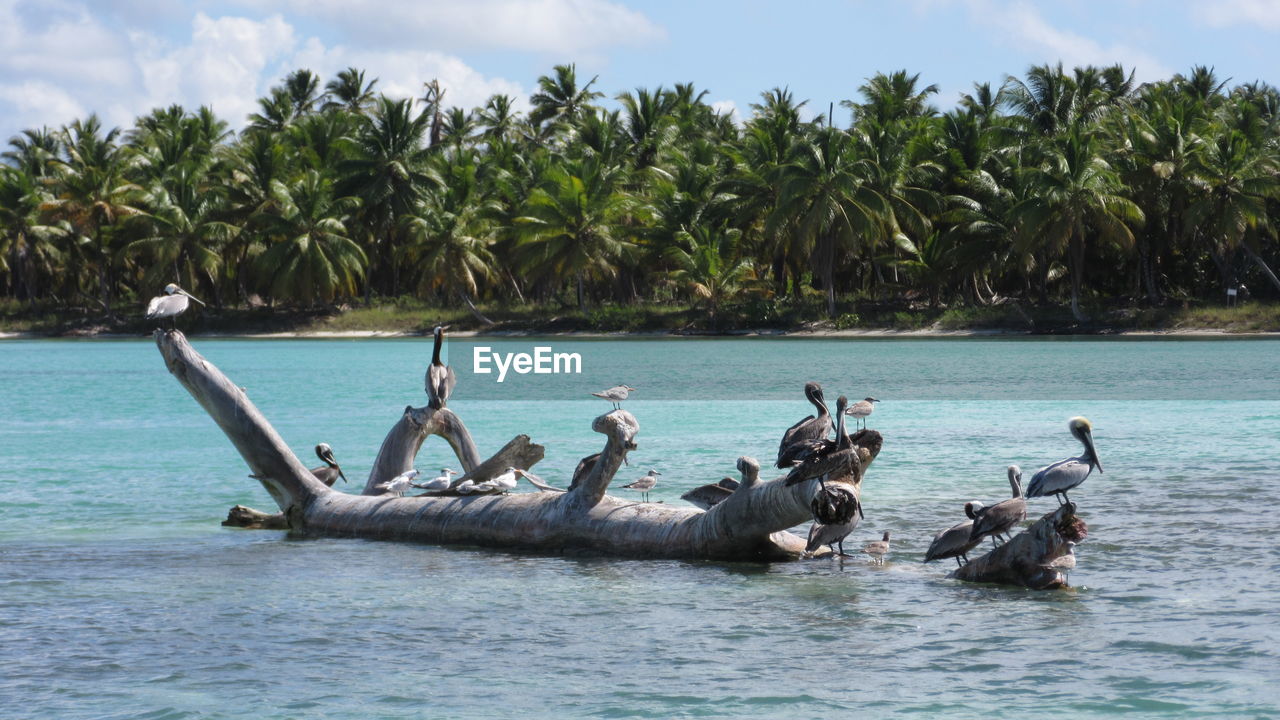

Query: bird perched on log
[
  {"left": 1026, "top": 417, "right": 1103, "bottom": 505},
  {"left": 923, "top": 501, "right": 986, "bottom": 567},
  {"left": 804, "top": 483, "right": 863, "bottom": 557},
  {"left": 622, "top": 468, "right": 661, "bottom": 502},
  {"left": 592, "top": 384, "right": 636, "bottom": 410},
  {"left": 475, "top": 466, "right": 520, "bottom": 493},
  {"left": 845, "top": 396, "right": 880, "bottom": 430},
  {"left": 413, "top": 467, "right": 456, "bottom": 491},
  {"left": 145, "top": 283, "right": 205, "bottom": 329},
  {"left": 784, "top": 396, "right": 856, "bottom": 486},
  {"left": 385, "top": 469, "right": 420, "bottom": 496},
  {"left": 310, "top": 443, "right": 349, "bottom": 486},
  {"left": 862, "top": 531, "right": 891, "bottom": 564},
  {"left": 776, "top": 382, "right": 833, "bottom": 468},
  {"left": 680, "top": 477, "right": 739, "bottom": 510},
  {"left": 970, "top": 465, "right": 1027, "bottom": 547},
  {"left": 425, "top": 325, "right": 457, "bottom": 410},
  {"left": 1043, "top": 541, "right": 1078, "bottom": 583}
]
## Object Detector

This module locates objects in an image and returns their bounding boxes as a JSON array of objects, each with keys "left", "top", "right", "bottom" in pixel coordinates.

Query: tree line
[{"left": 2, "top": 62, "right": 1278, "bottom": 324}]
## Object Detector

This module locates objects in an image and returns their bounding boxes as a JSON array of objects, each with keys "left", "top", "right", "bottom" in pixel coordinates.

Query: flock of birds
[{"left": 148, "top": 283, "right": 1099, "bottom": 575}]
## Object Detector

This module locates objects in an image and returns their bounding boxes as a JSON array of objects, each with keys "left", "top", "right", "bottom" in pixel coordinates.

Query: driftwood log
[
  {"left": 952, "top": 503, "right": 1088, "bottom": 589},
  {"left": 157, "top": 329, "right": 882, "bottom": 560}
]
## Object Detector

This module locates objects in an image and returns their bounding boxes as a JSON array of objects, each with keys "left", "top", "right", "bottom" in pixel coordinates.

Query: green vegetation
[{"left": 2, "top": 62, "right": 1280, "bottom": 336}]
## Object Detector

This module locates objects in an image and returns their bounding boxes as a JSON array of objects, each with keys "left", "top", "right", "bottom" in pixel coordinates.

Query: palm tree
[
  {"left": 337, "top": 96, "right": 436, "bottom": 297},
  {"left": 617, "top": 86, "right": 675, "bottom": 169},
  {"left": 477, "top": 94, "right": 519, "bottom": 142},
  {"left": 41, "top": 116, "right": 144, "bottom": 315},
  {"left": 0, "top": 166, "right": 58, "bottom": 305},
  {"left": 255, "top": 170, "right": 366, "bottom": 305},
  {"left": 663, "top": 225, "right": 756, "bottom": 319},
  {"left": 843, "top": 70, "right": 939, "bottom": 126},
  {"left": 515, "top": 155, "right": 637, "bottom": 311},
  {"left": 528, "top": 64, "right": 603, "bottom": 138},
  {"left": 323, "top": 67, "right": 378, "bottom": 114},
  {"left": 1012, "top": 127, "right": 1144, "bottom": 321}
]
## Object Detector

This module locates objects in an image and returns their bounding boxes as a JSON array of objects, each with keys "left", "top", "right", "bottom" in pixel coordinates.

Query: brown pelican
[
  {"left": 310, "top": 443, "right": 349, "bottom": 486},
  {"left": 413, "top": 467, "right": 456, "bottom": 491},
  {"left": 680, "top": 477, "right": 739, "bottom": 510},
  {"left": 805, "top": 484, "right": 862, "bottom": 557},
  {"left": 862, "top": 531, "right": 891, "bottom": 564},
  {"left": 591, "top": 384, "right": 637, "bottom": 410},
  {"left": 385, "top": 469, "right": 420, "bottom": 496},
  {"left": 622, "top": 469, "right": 660, "bottom": 501},
  {"left": 970, "top": 465, "right": 1027, "bottom": 547},
  {"left": 923, "top": 501, "right": 986, "bottom": 567},
  {"left": 845, "top": 397, "right": 880, "bottom": 430},
  {"left": 145, "top": 283, "right": 205, "bottom": 329},
  {"left": 425, "top": 326, "right": 457, "bottom": 410},
  {"left": 776, "top": 382, "right": 833, "bottom": 468},
  {"left": 1026, "top": 417, "right": 1103, "bottom": 505},
  {"left": 784, "top": 396, "right": 854, "bottom": 486}
]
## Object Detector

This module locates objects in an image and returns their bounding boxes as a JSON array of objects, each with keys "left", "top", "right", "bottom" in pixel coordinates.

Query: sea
[{"left": 1, "top": 335, "right": 1278, "bottom": 718}]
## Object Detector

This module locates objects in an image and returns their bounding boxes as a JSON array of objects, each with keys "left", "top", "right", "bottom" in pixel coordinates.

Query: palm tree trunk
[
  {"left": 460, "top": 290, "right": 494, "bottom": 326},
  {"left": 1241, "top": 242, "right": 1280, "bottom": 294},
  {"left": 1068, "top": 232, "right": 1087, "bottom": 322},
  {"left": 576, "top": 271, "right": 585, "bottom": 313}
]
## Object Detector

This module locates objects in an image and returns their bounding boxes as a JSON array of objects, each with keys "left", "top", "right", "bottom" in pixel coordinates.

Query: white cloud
[
  {"left": 980, "top": 1, "right": 1174, "bottom": 82},
  {"left": 1191, "top": 0, "right": 1280, "bottom": 29},
  {"left": 237, "top": 0, "right": 665, "bottom": 53},
  {"left": 710, "top": 99, "right": 741, "bottom": 124}
]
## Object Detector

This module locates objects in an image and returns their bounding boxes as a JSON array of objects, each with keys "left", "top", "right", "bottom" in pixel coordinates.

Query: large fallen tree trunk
[
  {"left": 952, "top": 503, "right": 1087, "bottom": 589},
  {"left": 157, "top": 329, "right": 882, "bottom": 560}
]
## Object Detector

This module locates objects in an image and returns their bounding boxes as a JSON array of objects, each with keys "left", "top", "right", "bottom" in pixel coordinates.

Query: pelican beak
[
  {"left": 179, "top": 289, "right": 206, "bottom": 306},
  {"left": 1084, "top": 430, "right": 1102, "bottom": 473},
  {"left": 857, "top": 501, "right": 865, "bottom": 520},
  {"left": 337, "top": 468, "right": 349, "bottom": 484}
]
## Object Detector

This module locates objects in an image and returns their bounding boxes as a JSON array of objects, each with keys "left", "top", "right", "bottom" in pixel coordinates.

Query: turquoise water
[{"left": 2, "top": 336, "right": 1279, "bottom": 718}]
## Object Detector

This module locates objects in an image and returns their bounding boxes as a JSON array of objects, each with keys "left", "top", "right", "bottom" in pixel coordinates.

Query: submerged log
[
  {"left": 951, "top": 503, "right": 1087, "bottom": 589},
  {"left": 155, "top": 330, "right": 882, "bottom": 561}
]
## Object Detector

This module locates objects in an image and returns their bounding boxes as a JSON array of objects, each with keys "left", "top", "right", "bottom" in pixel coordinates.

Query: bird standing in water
[
  {"left": 804, "top": 484, "right": 863, "bottom": 557},
  {"left": 145, "top": 283, "right": 205, "bottom": 329},
  {"left": 1026, "top": 417, "right": 1103, "bottom": 505},
  {"left": 310, "top": 443, "right": 349, "bottom": 486},
  {"left": 776, "top": 382, "right": 833, "bottom": 468},
  {"left": 862, "top": 531, "right": 891, "bottom": 564},
  {"left": 622, "top": 469, "right": 661, "bottom": 501}
]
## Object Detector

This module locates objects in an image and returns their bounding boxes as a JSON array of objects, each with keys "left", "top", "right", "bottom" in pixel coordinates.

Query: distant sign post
[{"left": 1227, "top": 287, "right": 1238, "bottom": 306}]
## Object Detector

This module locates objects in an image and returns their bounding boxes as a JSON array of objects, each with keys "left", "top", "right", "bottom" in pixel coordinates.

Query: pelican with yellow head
[{"left": 1026, "top": 417, "right": 1103, "bottom": 505}]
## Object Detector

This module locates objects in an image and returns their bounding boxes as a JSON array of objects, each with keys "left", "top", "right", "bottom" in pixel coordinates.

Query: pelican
[
  {"left": 592, "top": 384, "right": 636, "bottom": 410},
  {"left": 862, "top": 531, "right": 891, "bottom": 564},
  {"left": 844, "top": 397, "right": 879, "bottom": 430},
  {"left": 413, "top": 467, "right": 456, "bottom": 491},
  {"left": 1026, "top": 417, "right": 1103, "bottom": 505},
  {"left": 805, "top": 484, "right": 862, "bottom": 557},
  {"left": 784, "top": 396, "right": 855, "bottom": 486},
  {"left": 970, "top": 466, "right": 1027, "bottom": 547},
  {"left": 776, "top": 382, "right": 833, "bottom": 468},
  {"left": 145, "top": 283, "right": 205, "bottom": 329},
  {"left": 310, "top": 443, "right": 349, "bottom": 486},
  {"left": 425, "top": 325, "right": 457, "bottom": 410},
  {"left": 622, "top": 469, "right": 660, "bottom": 502},
  {"left": 680, "top": 477, "right": 739, "bottom": 510},
  {"left": 1044, "top": 541, "right": 1078, "bottom": 583},
  {"left": 923, "top": 501, "right": 986, "bottom": 567},
  {"left": 385, "top": 469, "right": 420, "bottom": 496}
]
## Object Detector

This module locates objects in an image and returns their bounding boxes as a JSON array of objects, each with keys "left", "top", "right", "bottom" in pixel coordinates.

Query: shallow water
[{"left": 2, "top": 336, "right": 1279, "bottom": 718}]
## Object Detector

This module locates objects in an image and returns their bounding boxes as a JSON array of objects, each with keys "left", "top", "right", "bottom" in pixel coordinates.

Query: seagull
[
  {"left": 804, "top": 484, "right": 862, "bottom": 557},
  {"left": 145, "top": 283, "right": 205, "bottom": 329},
  {"left": 862, "top": 531, "right": 891, "bottom": 564},
  {"left": 923, "top": 501, "right": 986, "bottom": 568},
  {"left": 1044, "top": 541, "right": 1078, "bottom": 583},
  {"left": 592, "top": 384, "right": 636, "bottom": 410},
  {"left": 970, "top": 465, "right": 1027, "bottom": 547},
  {"left": 1026, "top": 417, "right": 1103, "bottom": 505},
  {"left": 455, "top": 479, "right": 478, "bottom": 495},
  {"left": 490, "top": 466, "right": 519, "bottom": 492},
  {"left": 413, "top": 467, "right": 457, "bottom": 491},
  {"left": 776, "top": 382, "right": 833, "bottom": 468},
  {"left": 310, "top": 443, "right": 349, "bottom": 486},
  {"left": 384, "top": 469, "right": 421, "bottom": 496},
  {"left": 425, "top": 325, "right": 457, "bottom": 410},
  {"left": 844, "top": 397, "right": 880, "bottom": 430},
  {"left": 622, "top": 469, "right": 661, "bottom": 502}
]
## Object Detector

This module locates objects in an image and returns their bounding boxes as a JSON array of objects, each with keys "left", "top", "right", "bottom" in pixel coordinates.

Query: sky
[{"left": 3, "top": 0, "right": 1280, "bottom": 143}]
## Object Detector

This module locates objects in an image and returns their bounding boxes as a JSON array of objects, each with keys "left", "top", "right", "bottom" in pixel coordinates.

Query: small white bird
[
  {"left": 414, "top": 467, "right": 457, "bottom": 491},
  {"left": 592, "top": 384, "right": 637, "bottom": 410},
  {"left": 862, "top": 530, "right": 891, "bottom": 564},
  {"left": 489, "top": 466, "right": 520, "bottom": 492},
  {"left": 844, "top": 397, "right": 880, "bottom": 430},
  {"left": 145, "top": 283, "right": 205, "bottom": 329},
  {"left": 622, "top": 469, "right": 661, "bottom": 502},
  {"left": 455, "top": 479, "right": 477, "bottom": 494},
  {"left": 384, "top": 469, "right": 421, "bottom": 496}
]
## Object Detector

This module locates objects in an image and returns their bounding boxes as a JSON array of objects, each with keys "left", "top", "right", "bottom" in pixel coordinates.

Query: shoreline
[{"left": 5, "top": 326, "right": 1279, "bottom": 340}]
